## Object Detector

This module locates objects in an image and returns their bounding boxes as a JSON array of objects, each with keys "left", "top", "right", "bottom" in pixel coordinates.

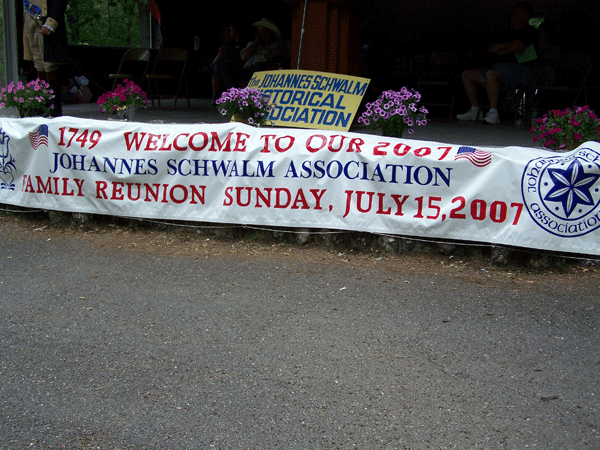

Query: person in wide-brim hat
[
  {"left": 252, "top": 18, "right": 281, "bottom": 40},
  {"left": 236, "top": 16, "right": 287, "bottom": 81}
]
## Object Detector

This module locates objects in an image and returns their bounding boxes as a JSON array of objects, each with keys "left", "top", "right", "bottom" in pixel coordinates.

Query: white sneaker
[
  {"left": 456, "top": 108, "right": 479, "bottom": 121},
  {"left": 484, "top": 109, "right": 500, "bottom": 124}
]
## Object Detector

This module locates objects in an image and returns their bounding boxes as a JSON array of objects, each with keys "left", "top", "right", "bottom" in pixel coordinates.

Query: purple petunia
[
  {"left": 356, "top": 87, "right": 427, "bottom": 136},
  {"left": 215, "top": 87, "right": 273, "bottom": 127}
]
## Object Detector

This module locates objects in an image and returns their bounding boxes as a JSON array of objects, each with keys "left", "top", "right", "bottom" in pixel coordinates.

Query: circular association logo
[{"left": 521, "top": 147, "right": 600, "bottom": 238}]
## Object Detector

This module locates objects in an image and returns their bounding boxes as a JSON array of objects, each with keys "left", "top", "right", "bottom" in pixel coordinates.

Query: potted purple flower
[
  {"left": 530, "top": 106, "right": 600, "bottom": 151},
  {"left": 357, "top": 87, "right": 428, "bottom": 137},
  {"left": 216, "top": 87, "right": 273, "bottom": 127}
]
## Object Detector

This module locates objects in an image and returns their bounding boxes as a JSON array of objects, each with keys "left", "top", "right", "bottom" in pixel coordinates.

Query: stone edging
[{"left": 37, "top": 209, "right": 598, "bottom": 270}]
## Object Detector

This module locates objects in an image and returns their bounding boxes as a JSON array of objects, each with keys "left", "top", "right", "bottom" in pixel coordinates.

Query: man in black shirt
[{"left": 456, "top": 2, "right": 538, "bottom": 124}]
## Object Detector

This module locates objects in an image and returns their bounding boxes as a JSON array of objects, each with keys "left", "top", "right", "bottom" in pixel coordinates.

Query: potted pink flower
[
  {"left": 97, "top": 79, "right": 149, "bottom": 120},
  {"left": 530, "top": 106, "right": 600, "bottom": 151},
  {"left": 0, "top": 79, "right": 54, "bottom": 117}
]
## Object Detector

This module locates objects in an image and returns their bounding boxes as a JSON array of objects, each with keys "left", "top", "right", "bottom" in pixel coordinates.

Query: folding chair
[
  {"left": 108, "top": 48, "right": 152, "bottom": 90},
  {"left": 502, "top": 84, "right": 531, "bottom": 126},
  {"left": 533, "top": 52, "right": 594, "bottom": 111},
  {"left": 416, "top": 52, "right": 461, "bottom": 118},
  {"left": 145, "top": 48, "right": 191, "bottom": 109}
]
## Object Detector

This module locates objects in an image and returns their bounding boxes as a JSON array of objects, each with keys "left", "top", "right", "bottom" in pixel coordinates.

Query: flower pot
[
  {"left": 0, "top": 106, "right": 19, "bottom": 118},
  {"left": 108, "top": 106, "right": 137, "bottom": 121},
  {"left": 379, "top": 122, "right": 407, "bottom": 138},
  {"left": 231, "top": 113, "right": 250, "bottom": 125},
  {"left": 18, "top": 107, "right": 48, "bottom": 118}
]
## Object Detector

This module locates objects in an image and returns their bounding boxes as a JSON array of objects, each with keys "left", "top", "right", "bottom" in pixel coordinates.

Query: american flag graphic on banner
[
  {"left": 29, "top": 124, "right": 49, "bottom": 150},
  {"left": 454, "top": 146, "right": 492, "bottom": 167}
]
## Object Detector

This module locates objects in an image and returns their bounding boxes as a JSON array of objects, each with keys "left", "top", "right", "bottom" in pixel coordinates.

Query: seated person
[
  {"left": 456, "top": 2, "right": 539, "bottom": 124},
  {"left": 209, "top": 23, "right": 243, "bottom": 102},
  {"left": 240, "top": 18, "right": 287, "bottom": 74},
  {"left": 217, "top": 18, "right": 286, "bottom": 90},
  {"left": 533, "top": 20, "right": 560, "bottom": 86}
]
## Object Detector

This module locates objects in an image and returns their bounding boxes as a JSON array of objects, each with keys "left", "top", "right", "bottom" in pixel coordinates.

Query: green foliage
[{"left": 65, "top": 0, "right": 148, "bottom": 47}]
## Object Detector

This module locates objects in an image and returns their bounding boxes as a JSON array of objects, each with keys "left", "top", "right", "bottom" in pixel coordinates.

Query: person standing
[{"left": 22, "top": 0, "right": 69, "bottom": 117}]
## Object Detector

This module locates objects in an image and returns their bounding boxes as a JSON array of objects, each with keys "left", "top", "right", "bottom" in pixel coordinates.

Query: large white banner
[{"left": 1, "top": 117, "right": 599, "bottom": 256}]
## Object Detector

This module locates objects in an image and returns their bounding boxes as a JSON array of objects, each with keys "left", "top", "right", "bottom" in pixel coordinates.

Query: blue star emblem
[{"left": 544, "top": 159, "right": 600, "bottom": 218}]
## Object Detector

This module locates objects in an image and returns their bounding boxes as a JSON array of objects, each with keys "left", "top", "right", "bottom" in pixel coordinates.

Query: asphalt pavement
[{"left": 1, "top": 214, "right": 599, "bottom": 449}]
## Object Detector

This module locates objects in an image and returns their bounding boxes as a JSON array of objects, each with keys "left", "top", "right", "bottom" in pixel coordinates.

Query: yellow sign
[{"left": 248, "top": 70, "right": 370, "bottom": 131}]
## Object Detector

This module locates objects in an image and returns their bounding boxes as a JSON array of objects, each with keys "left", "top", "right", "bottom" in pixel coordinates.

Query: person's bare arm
[{"left": 240, "top": 40, "right": 259, "bottom": 62}]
